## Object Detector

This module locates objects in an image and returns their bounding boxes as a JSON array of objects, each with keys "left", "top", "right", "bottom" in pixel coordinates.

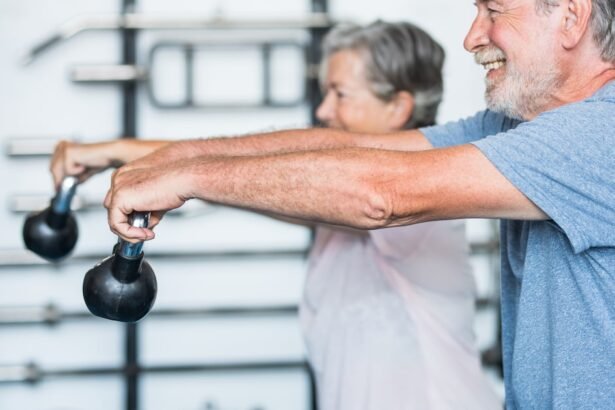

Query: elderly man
[{"left": 96, "top": 0, "right": 613, "bottom": 408}]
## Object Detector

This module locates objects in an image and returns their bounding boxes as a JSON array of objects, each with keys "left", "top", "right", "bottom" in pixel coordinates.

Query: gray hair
[
  {"left": 537, "top": 0, "right": 615, "bottom": 63},
  {"left": 320, "top": 21, "right": 445, "bottom": 129}
]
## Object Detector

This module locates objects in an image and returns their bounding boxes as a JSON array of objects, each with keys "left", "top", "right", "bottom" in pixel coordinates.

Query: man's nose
[{"left": 464, "top": 14, "right": 490, "bottom": 53}]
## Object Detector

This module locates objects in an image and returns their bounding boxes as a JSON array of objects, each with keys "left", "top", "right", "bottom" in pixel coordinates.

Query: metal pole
[
  {"left": 120, "top": 1, "right": 139, "bottom": 409},
  {"left": 307, "top": 0, "right": 328, "bottom": 126},
  {"left": 122, "top": 0, "right": 138, "bottom": 139}
]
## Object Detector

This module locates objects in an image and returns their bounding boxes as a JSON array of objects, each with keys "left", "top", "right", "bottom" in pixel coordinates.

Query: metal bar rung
[
  {"left": 71, "top": 64, "right": 147, "bottom": 82},
  {"left": 23, "top": 13, "right": 336, "bottom": 65},
  {"left": 5, "top": 138, "right": 59, "bottom": 157}
]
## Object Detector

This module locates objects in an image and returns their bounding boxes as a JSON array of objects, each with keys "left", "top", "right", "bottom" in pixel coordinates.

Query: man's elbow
[
  {"left": 356, "top": 181, "right": 430, "bottom": 230},
  {"left": 359, "top": 188, "right": 395, "bottom": 229}
]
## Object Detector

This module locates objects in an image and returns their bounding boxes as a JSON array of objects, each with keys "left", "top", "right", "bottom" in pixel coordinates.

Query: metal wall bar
[
  {"left": 0, "top": 360, "right": 313, "bottom": 385},
  {"left": 22, "top": 13, "right": 333, "bottom": 65},
  {"left": 307, "top": 0, "right": 329, "bottom": 126},
  {"left": 120, "top": 1, "right": 139, "bottom": 409},
  {"left": 145, "top": 41, "right": 308, "bottom": 109},
  {"left": 185, "top": 44, "right": 195, "bottom": 106},
  {"left": 122, "top": 0, "right": 138, "bottom": 140},
  {"left": 0, "top": 248, "right": 308, "bottom": 268},
  {"left": 0, "top": 305, "right": 299, "bottom": 327}
]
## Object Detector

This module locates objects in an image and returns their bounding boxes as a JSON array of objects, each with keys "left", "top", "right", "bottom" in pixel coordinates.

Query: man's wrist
[{"left": 181, "top": 157, "right": 207, "bottom": 201}]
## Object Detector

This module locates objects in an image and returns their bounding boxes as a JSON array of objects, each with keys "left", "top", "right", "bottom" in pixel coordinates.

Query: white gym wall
[{"left": 0, "top": 1, "right": 498, "bottom": 409}]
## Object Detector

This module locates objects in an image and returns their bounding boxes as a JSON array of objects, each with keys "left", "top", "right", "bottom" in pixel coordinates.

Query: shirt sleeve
[
  {"left": 420, "top": 110, "right": 519, "bottom": 148},
  {"left": 471, "top": 101, "right": 615, "bottom": 253}
]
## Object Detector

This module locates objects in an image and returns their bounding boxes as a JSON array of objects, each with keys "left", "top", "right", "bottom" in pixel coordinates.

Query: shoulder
[
  {"left": 476, "top": 89, "right": 615, "bottom": 152},
  {"left": 537, "top": 82, "right": 615, "bottom": 127},
  {"left": 512, "top": 95, "right": 615, "bottom": 150}
]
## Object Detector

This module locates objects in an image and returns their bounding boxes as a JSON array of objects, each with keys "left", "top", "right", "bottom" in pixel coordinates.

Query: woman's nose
[{"left": 316, "top": 91, "right": 336, "bottom": 125}]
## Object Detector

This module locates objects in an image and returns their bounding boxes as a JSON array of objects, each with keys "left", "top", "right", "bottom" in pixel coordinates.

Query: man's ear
[
  {"left": 561, "top": 0, "right": 592, "bottom": 50},
  {"left": 388, "top": 91, "right": 415, "bottom": 130}
]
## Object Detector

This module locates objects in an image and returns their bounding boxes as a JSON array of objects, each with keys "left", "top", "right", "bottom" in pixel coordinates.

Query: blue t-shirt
[{"left": 421, "top": 82, "right": 615, "bottom": 409}]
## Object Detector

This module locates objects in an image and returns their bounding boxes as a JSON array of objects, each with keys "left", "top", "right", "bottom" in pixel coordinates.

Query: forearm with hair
[
  {"left": 183, "top": 148, "right": 405, "bottom": 229},
  {"left": 160, "top": 127, "right": 431, "bottom": 160}
]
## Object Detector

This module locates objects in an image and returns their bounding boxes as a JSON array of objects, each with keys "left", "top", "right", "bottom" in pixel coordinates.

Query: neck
[
  {"left": 525, "top": 63, "right": 615, "bottom": 120},
  {"left": 560, "top": 66, "right": 615, "bottom": 100}
]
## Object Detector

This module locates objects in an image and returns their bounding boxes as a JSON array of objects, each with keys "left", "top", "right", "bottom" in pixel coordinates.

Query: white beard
[{"left": 484, "top": 55, "right": 560, "bottom": 120}]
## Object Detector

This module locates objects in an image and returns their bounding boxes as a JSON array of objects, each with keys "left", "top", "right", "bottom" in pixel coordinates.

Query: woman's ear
[
  {"left": 388, "top": 91, "right": 415, "bottom": 130},
  {"left": 561, "top": 0, "right": 591, "bottom": 50}
]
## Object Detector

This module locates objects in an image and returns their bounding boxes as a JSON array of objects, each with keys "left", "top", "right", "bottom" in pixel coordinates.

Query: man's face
[
  {"left": 316, "top": 50, "right": 405, "bottom": 133},
  {"left": 464, "top": 0, "right": 563, "bottom": 119}
]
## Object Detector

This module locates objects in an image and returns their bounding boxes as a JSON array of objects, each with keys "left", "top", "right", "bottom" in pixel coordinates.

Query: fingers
[
  {"left": 105, "top": 169, "right": 132, "bottom": 239},
  {"left": 105, "top": 163, "right": 189, "bottom": 244},
  {"left": 50, "top": 140, "right": 91, "bottom": 188},
  {"left": 50, "top": 140, "right": 121, "bottom": 190},
  {"left": 122, "top": 226, "right": 156, "bottom": 243},
  {"left": 103, "top": 187, "right": 112, "bottom": 209},
  {"left": 78, "top": 168, "right": 103, "bottom": 184},
  {"left": 105, "top": 168, "right": 158, "bottom": 243},
  {"left": 106, "top": 198, "right": 129, "bottom": 236},
  {"left": 106, "top": 197, "right": 156, "bottom": 242},
  {"left": 50, "top": 140, "right": 69, "bottom": 189},
  {"left": 147, "top": 211, "right": 166, "bottom": 229}
]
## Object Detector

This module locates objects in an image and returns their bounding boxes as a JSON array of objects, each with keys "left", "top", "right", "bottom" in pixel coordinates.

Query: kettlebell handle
[
  {"left": 51, "top": 176, "right": 79, "bottom": 214},
  {"left": 117, "top": 212, "right": 150, "bottom": 258}
]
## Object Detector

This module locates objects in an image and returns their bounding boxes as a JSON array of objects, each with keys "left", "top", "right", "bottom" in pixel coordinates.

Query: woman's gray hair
[
  {"left": 537, "top": 0, "right": 615, "bottom": 63},
  {"left": 320, "top": 21, "right": 445, "bottom": 129}
]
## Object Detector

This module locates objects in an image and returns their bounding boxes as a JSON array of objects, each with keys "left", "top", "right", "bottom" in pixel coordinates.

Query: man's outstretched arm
[{"left": 104, "top": 139, "right": 547, "bottom": 241}]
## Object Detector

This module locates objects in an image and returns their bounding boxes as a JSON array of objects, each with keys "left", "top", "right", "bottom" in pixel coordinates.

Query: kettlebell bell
[
  {"left": 23, "top": 176, "right": 79, "bottom": 261},
  {"left": 82, "top": 212, "right": 157, "bottom": 322}
]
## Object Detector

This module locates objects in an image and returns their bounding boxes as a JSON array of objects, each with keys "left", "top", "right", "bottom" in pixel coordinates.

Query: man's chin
[{"left": 485, "top": 93, "right": 524, "bottom": 120}]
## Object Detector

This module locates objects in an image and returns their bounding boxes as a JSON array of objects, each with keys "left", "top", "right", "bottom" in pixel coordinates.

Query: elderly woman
[
  {"left": 50, "top": 21, "right": 499, "bottom": 410},
  {"left": 302, "top": 22, "right": 499, "bottom": 409}
]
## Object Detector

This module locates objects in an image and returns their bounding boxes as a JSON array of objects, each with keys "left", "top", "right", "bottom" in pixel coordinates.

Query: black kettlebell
[
  {"left": 23, "top": 176, "right": 79, "bottom": 261},
  {"left": 83, "top": 212, "right": 157, "bottom": 322}
]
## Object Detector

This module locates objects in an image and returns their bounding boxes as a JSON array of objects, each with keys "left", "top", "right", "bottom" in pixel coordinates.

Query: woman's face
[{"left": 316, "top": 49, "right": 409, "bottom": 133}]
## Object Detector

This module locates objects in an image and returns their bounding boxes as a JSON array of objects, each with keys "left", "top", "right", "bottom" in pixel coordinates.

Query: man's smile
[{"left": 482, "top": 59, "right": 506, "bottom": 71}]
